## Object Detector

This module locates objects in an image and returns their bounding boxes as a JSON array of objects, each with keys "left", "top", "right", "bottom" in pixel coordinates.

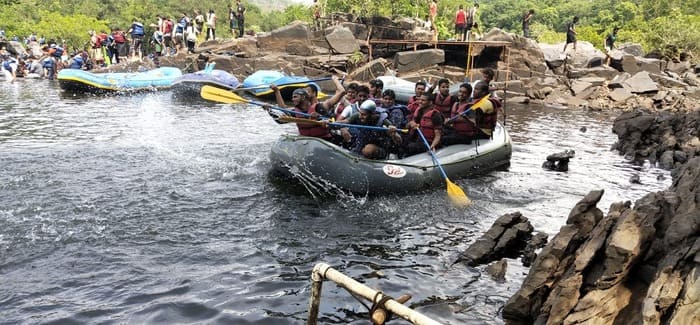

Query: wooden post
[
  {"left": 308, "top": 263, "right": 443, "bottom": 325},
  {"left": 307, "top": 264, "right": 324, "bottom": 325}
]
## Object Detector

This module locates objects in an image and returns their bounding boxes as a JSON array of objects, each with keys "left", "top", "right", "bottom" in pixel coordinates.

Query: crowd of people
[
  {"left": 266, "top": 70, "right": 502, "bottom": 160},
  {"left": 0, "top": 1, "right": 251, "bottom": 81}
]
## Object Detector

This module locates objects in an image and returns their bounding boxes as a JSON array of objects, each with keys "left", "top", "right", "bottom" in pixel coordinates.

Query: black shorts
[{"left": 566, "top": 33, "right": 576, "bottom": 44}]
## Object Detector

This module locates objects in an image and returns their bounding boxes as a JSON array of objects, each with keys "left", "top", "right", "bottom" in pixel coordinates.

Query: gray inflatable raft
[{"left": 269, "top": 123, "right": 512, "bottom": 194}]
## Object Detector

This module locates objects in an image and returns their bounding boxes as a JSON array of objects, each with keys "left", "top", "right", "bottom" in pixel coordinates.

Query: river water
[{"left": 0, "top": 79, "right": 670, "bottom": 324}]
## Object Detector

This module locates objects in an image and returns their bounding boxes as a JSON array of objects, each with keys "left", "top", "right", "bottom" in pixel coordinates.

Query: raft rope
[{"left": 369, "top": 291, "right": 394, "bottom": 325}]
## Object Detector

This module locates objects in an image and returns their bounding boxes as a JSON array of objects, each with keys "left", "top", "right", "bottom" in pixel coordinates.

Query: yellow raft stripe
[{"left": 58, "top": 76, "right": 120, "bottom": 91}]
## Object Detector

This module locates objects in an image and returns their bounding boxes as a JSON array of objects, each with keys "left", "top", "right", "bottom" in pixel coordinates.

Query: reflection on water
[{"left": 0, "top": 81, "right": 670, "bottom": 324}]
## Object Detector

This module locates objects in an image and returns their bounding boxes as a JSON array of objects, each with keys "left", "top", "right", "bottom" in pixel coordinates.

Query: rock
[
  {"left": 624, "top": 71, "right": 659, "bottom": 94},
  {"left": 667, "top": 61, "right": 691, "bottom": 74},
  {"left": 337, "top": 22, "right": 369, "bottom": 40},
  {"left": 258, "top": 21, "right": 311, "bottom": 52},
  {"left": 286, "top": 40, "right": 314, "bottom": 56},
  {"left": 621, "top": 54, "right": 640, "bottom": 74},
  {"left": 619, "top": 43, "right": 644, "bottom": 57},
  {"left": 543, "top": 150, "right": 575, "bottom": 171},
  {"left": 348, "top": 58, "right": 387, "bottom": 81},
  {"left": 235, "top": 38, "right": 259, "bottom": 58},
  {"left": 578, "top": 77, "right": 606, "bottom": 87},
  {"left": 660, "top": 150, "right": 675, "bottom": 169},
  {"left": 458, "top": 212, "right": 534, "bottom": 266},
  {"left": 609, "top": 87, "right": 634, "bottom": 102},
  {"left": 486, "top": 259, "right": 508, "bottom": 282},
  {"left": 630, "top": 174, "right": 641, "bottom": 184},
  {"left": 609, "top": 72, "right": 631, "bottom": 88},
  {"left": 521, "top": 232, "right": 549, "bottom": 267},
  {"left": 393, "top": 49, "right": 444, "bottom": 73},
  {"left": 325, "top": 26, "right": 359, "bottom": 54},
  {"left": 570, "top": 80, "right": 593, "bottom": 96},
  {"left": 649, "top": 73, "right": 689, "bottom": 88}
]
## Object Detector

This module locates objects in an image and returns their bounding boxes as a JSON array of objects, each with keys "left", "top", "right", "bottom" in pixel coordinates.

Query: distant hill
[{"left": 250, "top": 0, "right": 311, "bottom": 11}]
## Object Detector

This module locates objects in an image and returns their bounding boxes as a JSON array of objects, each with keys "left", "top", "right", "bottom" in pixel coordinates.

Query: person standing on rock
[
  {"left": 228, "top": 5, "right": 238, "bottom": 37},
  {"left": 127, "top": 18, "right": 145, "bottom": 60},
  {"left": 428, "top": 0, "right": 437, "bottom": 41},
  {"left": 205, "top": 9, "right": 217, "bottom": 41},
  {"left": 194, "top": 10, "right": 205, "bottom": 39},
  {"left": 604, "top": 27, "right": 619, "bottom": 66},
  {"left": 522, "top": 9, "right": 534, "bottom": 38},
  {"left": 454, "top": 5, "right": 467, "bottom": 41},
  {"left": 236, "top": 0, "right": 246, "bottom": 38},
  {"left": 562, "top": 16, "right": 579, "bottom": 55},
  {"left": 464, "top": 3, "right": 480, "bottom": 41}
]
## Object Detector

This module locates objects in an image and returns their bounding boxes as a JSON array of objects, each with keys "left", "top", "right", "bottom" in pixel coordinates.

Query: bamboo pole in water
[{"left": 307, "top": 263, "right": 443, "bottom": 325}]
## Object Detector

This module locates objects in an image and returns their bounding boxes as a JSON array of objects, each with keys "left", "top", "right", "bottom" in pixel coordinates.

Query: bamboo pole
[
  {"left": 308, "top": 263, "right": 443, "bottom": 325},
  {"left": 307, "top": 264, "right": 324, "bottom": 325}
]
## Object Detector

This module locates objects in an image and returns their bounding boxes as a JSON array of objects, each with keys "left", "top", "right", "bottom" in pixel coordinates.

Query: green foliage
[{"left": 0, "top": 0, "right": 697, "bottom": 62}]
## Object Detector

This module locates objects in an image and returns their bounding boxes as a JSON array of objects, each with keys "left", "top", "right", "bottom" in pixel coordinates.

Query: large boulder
[
  {"left": 348, "top": 58, "right": 387, "bottom": 81},
  {"left": 484, "top": 29, "right": 547, "bottom": 78},
  {"left": 393, "top": 49, "right": 444, "bottom": 73},
  {"left": 257, "top": 21, "right": 311, "bottom": 52},
  {"left": 325, "top": 26, "right": 359, "bottom": 54},
  {"left": 624, "top": 71, "right": 659, "bottom": 94}
]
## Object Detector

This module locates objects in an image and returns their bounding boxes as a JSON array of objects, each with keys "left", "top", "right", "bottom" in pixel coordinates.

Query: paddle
[
  {"left": 277, "top": 116, "right": 409, "bottom": 133},
  {"left": 416, "top": 128, "right": 472, "bottom": 207},
  {"left": 200, "top": 85, "right": 313, "bottom": 118},
  {"left": 232, "top": 76, "right": 334, "bottom": 93},
  {"left": 445, "top": 94, "right": 491, "bottom": 124}
]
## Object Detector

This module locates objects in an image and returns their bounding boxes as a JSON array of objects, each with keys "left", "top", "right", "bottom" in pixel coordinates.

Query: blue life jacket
[
  {"left": 384, "top": 104, "right": 410, "bottom": 129},
  {"left": 131, "top": 23, "right": 145, "bottom": 36},
  {"left": 350, "top": 109, "right": 389, "bottom": 154},
  {"left": 69, "top": 56, "right": 83, "bottom": 69},
  {"left": 52, "top": 46, "right": 64, "bottom": 58},
  {"left": 176, "top": 18, "right": 187, "bottom": 33},
  {"left": 2, "top": 60, "right": 12, "bottom": 71},
  {"left": 42, "top": 57, "right": 55, "bottom": 68}
]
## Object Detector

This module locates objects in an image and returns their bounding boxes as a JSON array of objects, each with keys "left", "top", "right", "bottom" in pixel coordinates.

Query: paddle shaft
[
  {"left": 277, "top": 116, "right": 407, "bottom": 133},
  {"left": 200, "top": 85, "right": 315, "bottom": 118},
  {"left": 234, "top": 76, "right": 333, "bottom": 92},
  {"left": 416, "top": 128, "right": 450, "bottom": 180}
]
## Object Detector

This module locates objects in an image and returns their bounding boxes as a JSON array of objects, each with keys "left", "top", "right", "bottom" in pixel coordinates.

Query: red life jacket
[
  {"left": 164, "top": 20, "right": 174, "bottom": 34},
  {"left": 98, "top": 33, "right": 109, "bottom": 46},
  {"left": 419, "top": 108, "right": 441, "bottom": 143},
  {"left": 433, "top": 93, "right": 456, "bottom": 117},
  {"left": 295, "top": 103, "right": 332, "bottom": 139},
  {"left": 112, "top": 32, "right": 126, "bottom": 43},
  {"left": 451, "top": 101, "right": 476, "bottom": 136},
  {"left": 407, "top": 96, "right": 419, "bottom": 120}
]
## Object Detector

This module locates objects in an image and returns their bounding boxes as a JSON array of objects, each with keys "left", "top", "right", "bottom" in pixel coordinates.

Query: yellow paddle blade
[
  {"left": 446, "top": 178, "right": 472, "bottom": 207},
  {"left": 200, "top": 85, "right": 250, "bottom": 104}
]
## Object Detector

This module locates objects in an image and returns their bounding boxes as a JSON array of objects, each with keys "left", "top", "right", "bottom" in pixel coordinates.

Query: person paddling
[{"left": 270, "top": 76, "right": 346, "bottom": 143}]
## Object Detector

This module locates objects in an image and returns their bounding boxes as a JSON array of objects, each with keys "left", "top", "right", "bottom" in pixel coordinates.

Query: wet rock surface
[{"left": 502, "top": 109, "right": 700, "bottom": 325}]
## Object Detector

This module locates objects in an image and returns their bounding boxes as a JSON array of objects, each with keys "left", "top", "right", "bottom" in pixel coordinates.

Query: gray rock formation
[
  {"left": 458, "top": 212, "right": 536, "bottom": 266},
  {"left": 612, "top": 109, "right": 700, "bottom": 169},
  {"left": 503, "top": 169, "right": 699, "bottom": 324}
]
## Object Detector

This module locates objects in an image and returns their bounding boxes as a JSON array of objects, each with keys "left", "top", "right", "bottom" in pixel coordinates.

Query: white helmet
[{"left": 359, "top": 99, "right": 376, "bottom": 112}]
